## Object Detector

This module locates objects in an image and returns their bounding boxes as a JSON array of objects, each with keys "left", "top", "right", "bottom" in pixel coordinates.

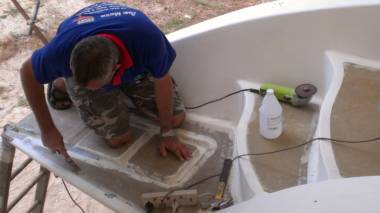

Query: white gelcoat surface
[
  {"left": 165, "top": 1, "right": 380, "bottom": 210},
  {"left": 308, "top": 51, "right": 380, "bottom": 183},
  {"left": 221, "top": 176, "right": 380, "bottom": 213},
  {"left": 232, "top": 80, "right": 263, "bottom": 202},
  {"left": 168, "top": 0, "right": 380, "bottom": 124}
]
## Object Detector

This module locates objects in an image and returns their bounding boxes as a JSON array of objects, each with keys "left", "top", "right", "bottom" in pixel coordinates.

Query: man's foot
[{"left": 47, "top": 79, "right": 72, "bottom": 110}]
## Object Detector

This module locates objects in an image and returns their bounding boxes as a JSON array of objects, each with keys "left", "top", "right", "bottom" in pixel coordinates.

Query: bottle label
[{"left": 267, "top": 115, "right": 282, "bottom": 130}]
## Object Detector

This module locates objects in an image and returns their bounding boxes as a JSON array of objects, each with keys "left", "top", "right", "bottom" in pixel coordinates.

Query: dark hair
[{"left": 70, "top": 36, "right": 119, "bottom": 86}]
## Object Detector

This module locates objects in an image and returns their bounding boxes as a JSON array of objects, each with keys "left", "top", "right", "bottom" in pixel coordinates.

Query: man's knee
[
  {"left": 172, "top": 111, "right": 186, "bottom": 128},
  {"left": 106, "top": 130, "right": 132, "bottom": 148}
]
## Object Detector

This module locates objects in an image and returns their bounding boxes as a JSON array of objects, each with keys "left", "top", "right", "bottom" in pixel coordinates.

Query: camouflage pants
[{"left": 64, "top": 75, "right": 185, "bottom": 140}]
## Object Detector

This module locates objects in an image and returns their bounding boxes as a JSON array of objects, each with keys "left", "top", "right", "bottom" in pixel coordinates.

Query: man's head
[{"left": 70, "top": 36, "right": 120, "bottom": 90}]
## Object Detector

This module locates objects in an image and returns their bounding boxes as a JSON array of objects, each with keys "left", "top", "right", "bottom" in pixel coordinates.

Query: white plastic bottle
[{"left": 259, "top": 89, "right": 283, "bottom": 139}]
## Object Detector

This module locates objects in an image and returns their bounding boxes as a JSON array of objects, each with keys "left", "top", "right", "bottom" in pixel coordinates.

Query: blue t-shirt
[{"left": 32, "top": 2, "right": 176, "bottom": 86}]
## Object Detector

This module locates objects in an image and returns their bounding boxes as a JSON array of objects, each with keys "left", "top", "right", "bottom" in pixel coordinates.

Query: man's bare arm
[
  {"left": 154, "top": 73, "right": 174, "bottom": 133},
  {"left": 154, "top": 73, "right": 191, "bottom": 160},
  {"left": 20, "top": 57, "right": 68, "bottom": 156}
]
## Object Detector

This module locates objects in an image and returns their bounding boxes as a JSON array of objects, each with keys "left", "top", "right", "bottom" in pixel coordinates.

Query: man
[{"left": 20, "top": 2, "right": 192, "bottom": 161}]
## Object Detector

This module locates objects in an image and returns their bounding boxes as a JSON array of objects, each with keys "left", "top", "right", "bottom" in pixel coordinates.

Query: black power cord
[
  {"left": 62, "top": 179, "right": 86, "bottom": 213},
  {"left": 233, "top": 136, "right": 380, "bottom": 161},
  {"left": 185, "top": 88, "right": 259, "bottom": 110}
]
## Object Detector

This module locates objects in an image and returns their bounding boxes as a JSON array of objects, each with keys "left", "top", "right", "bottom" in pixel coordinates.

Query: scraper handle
[{"left": 215, "top": 159, "right": 233, "bottom": 200}]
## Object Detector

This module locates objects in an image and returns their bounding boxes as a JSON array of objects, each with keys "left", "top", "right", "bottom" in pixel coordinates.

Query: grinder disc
[{"left": 295, "top": 84, "right": 317, "bottom": 99}]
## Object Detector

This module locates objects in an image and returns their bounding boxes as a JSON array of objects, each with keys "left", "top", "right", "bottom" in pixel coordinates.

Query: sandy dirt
[{"left": 0, "top": 0, "right": 261, "bottom": 212}]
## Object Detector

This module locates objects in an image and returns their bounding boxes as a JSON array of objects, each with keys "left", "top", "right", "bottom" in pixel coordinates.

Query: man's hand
[
  {"left": 41, "top": 128, "right": 69, "bottom": 159},
  {"left": 159, "top": 136, "right": 192, "bottom": 161}
]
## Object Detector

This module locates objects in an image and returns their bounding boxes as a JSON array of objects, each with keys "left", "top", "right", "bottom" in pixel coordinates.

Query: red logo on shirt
[{"left": 74, "top": 16, "right": 94, "bottom": 25}]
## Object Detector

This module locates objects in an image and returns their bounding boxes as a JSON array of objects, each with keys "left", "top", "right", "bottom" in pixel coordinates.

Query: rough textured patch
[
  {"left": 331, "top": 63, "right": 380, "bottom": 177},
  {"left": 129, "top": 135, "right": 196, "bottom": 176},
  {"left": 248, "top": 98, "right": 319, "bottom": 192}
]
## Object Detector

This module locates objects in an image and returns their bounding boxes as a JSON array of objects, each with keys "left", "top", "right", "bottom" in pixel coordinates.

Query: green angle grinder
[{"left": 258, "top": 83, "right": 317, "bottom": 106}]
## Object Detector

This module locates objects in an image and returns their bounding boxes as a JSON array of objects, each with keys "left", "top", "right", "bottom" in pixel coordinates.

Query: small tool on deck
[
  {"left": 211, "top": 159, "right": 234, "bottom": 210},
  {"left": 259, "top": 83, "right": 317, "bottom": 106},
  {"left": 214, "top": 159, "right": 233, "bottom": 201},
  {"left": 211, "top": 158, "right": 234, "bottom": 210},
  {"left": 211, "top": 198, "right": 233, "bottom": 211},
  {"left": 60, "top": 150, "right": 81, "bottom": 173}
]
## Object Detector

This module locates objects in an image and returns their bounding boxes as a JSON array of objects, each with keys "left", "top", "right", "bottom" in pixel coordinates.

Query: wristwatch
[{"left": 160, "top": 129, "right": 177, "bottom": 138}]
